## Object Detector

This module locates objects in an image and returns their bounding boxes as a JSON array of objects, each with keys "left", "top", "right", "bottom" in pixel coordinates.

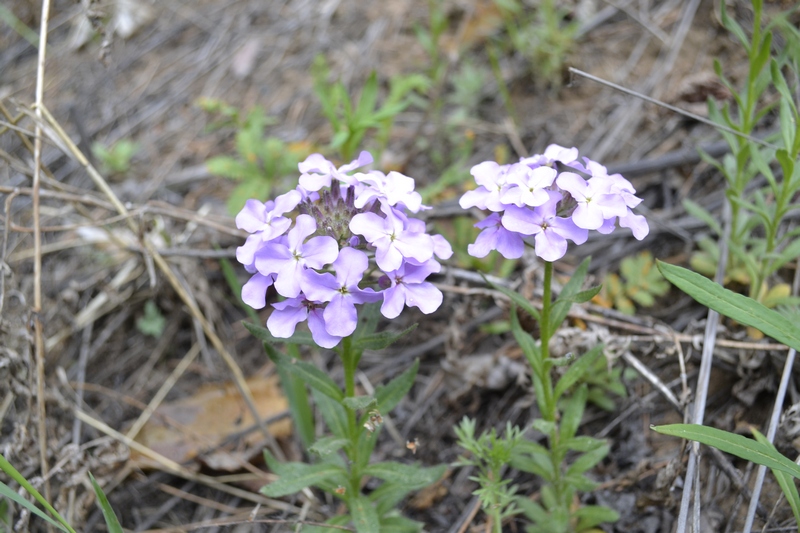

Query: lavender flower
[
  {"left": 235, "top": 151, "right": 449, "bottom": 348},
  {"left": 461, "top": 144, "right": 649, "bottom": 262}
]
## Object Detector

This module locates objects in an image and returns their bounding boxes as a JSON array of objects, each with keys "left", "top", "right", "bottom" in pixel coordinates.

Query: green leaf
[
  {"left": 510, "top": 307, "right": 542, "bottom": 377},
  {"left": 0, "top": 482, "right": 72, "bottom": 533},
  {"left": 363, "top": 462, "right": 446, "bottom": 488},
  {"left": 244, "top": 321, "right": 316, "bottom": 346},
  {"left": 260, "top": 453, "right": 347, "bottom": 497},
  {"left": 559, "top": 384, "right": 588, "bottom": 442},
  {"left": 553, "top": 345, "right": 603, "bottom": 401},
  {"left": 380, "top": 515, "right": 424, "bottom": 533},
  {"left": 342, "top": 395, "right": 377, "bottom": 412},
  {"left": 278, "top": 345, "right": 316, "bottom": 449},
  {"left": 136, "top": 300, "right": 166, "bottom": 338},
  {"left": 575, "top": 504, "right": 620, "bottom": 530},
  {"left": 566, "top": 443, "right": 609, "bottom": 476},
  {"left": 0, "top": 454, "right": 76, "bottom": 533},
  {"left": 656, "top": 261, "right": 800, "bottom": 351},
  {"left": 651, "top": 424, "right": 800, "bottom": 478},
  {"left": 264, "top": 343, "right": 344, "bottom": 401},
  {"left": 683, "top": 198, "right": 722, "bottom": 235},
  {"left": 355, "top": 72, "right": 380, "bottom": 121},
  {"left": 487, "top": 279, "right": 540, "bottom": 322},
  {"left": 298, "top": 514, "right": 351, "bottom": 533},
  {"left": 88, "top": 473, "right": 123, "bottom": 533},
  {"left": 355, "top": 324, "right": 417, "bottom": 351},
  {"left": 375, "top": 359, "right": 419, "bottom": 413},
  {"left": 308, "top": 437, "right": 349, "bottom": 456},
  {"left": 752, "top": 429, "right": 800, "bottom": 527},
  {"left": 550, "top": 257, "right": 592, "bottom": 332},
  {"left": 350, "top": 495, "right": 380, "bottom": 533},
  {"left": 313, "top": 388, "right": 349, "bottom": 440}
]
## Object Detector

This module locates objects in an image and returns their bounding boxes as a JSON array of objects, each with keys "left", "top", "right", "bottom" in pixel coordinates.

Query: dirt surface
[{"left": 2, "top": 0, "right": 800, "bottom": 531}]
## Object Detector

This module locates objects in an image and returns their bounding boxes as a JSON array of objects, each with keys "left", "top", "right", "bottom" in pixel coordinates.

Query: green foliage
[
  {"left": 92, "top": 139, "right": 138, "bottom": 174},
  {"left": 135, "top": 300, "right": 166, "bottom": 338},
  {"left": 0, "top": 454, "right": 122, "bottom": 533},
  {"left": 658, "top": 257, "right": 800, "bottom": 531},
  {"left": 652, "top": 423, "right": 800, "bottom": 532},
  {"left": 596, "top": 251, "right": 670, "bottom": 315},
  {"left": 455, "top": 418, "right": 525, "bottom": 532},
  {"left": 462, "top": 259, "right": 618, "bottom": 532},
  {"left": 202, "top": 103, "right": 308, "bottom": 214},
  {"left": 694, "top": 1, "right": 800, "bottom": 303},
  {"left": 492, "top": 0, "right": 579, "bottom": 88},
  {"left": 255, "top": 318, "right": 440, "bottom": 531},
  {"left": 312, "top": 55, "right": 428, "bottom": 161}
]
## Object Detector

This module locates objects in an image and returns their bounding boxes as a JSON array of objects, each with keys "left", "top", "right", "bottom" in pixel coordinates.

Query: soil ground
[{"left": 2, "top": 0, "right": 800, "bottom": 531}]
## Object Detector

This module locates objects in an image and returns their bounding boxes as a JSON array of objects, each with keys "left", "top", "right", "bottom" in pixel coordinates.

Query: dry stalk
[{"left": 32, "top": 0, "right": 53, "bottom": 513}]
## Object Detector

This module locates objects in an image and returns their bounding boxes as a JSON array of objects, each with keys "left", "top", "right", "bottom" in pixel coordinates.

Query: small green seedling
[
  {"left": 203, "top": 105, "right": 308, "bottom": 213},
  {"left": 92, "top": 139, "right": 139, "bottom": 175},
  {"left": 312, "top": 55, "right": 429, "bottom": 161}
]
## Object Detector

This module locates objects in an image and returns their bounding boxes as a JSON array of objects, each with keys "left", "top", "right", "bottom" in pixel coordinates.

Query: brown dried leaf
[{"left": 130, "top": 376, "right": 291, "bottom": 469}]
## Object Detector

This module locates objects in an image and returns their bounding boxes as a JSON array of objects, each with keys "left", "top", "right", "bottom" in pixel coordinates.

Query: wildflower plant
[
  {"left": 237, "top": 151, "right": 449, "bottom": 531},
  {"left": 687, "top": 0, "right": 800, "bottom": 310},
  {"left": 457, "top": 144, "right": 648, "bottom": 532}
]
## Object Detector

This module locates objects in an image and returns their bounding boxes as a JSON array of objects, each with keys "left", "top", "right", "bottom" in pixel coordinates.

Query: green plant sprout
[
  {"left": 91, "top": 139, "right": 139, "bottom": 175},
  {"left": 0, "top": 453, "right": 122, "bottom": 533},
  {"left": 493, "top": 0, "right": 579, "bottom": 88},
  {"left": 311, "top": 55, "right": 428, "bottom": 162},
  {"left": 455, "top": 418, "right": 526, "bottom": 532},
  {"left": 492, "top": 261, "right": 619, "bottom": 532},
  {"left": 202, "top": 104, "right": 308, "bottom": 214},
  {"left": 135, "top": 300, "right": 166, "bottom": 338},
  {"left": 595, "top": 251, "right": 670, "bottom": 315},
  {"left": 688, "top": 0, "right": 800, "bottom": 307}
]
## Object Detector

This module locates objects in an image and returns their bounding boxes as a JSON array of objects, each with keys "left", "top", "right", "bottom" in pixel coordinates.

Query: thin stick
[
  {"left": 32, "top": 0, "right": 53, "bottom": 513},
  {"left": 568, "top": 67, "right": 778, "bottom": 150}
]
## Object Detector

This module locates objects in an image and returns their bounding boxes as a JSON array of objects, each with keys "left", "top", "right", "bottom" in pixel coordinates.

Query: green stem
[
  {"left": 340, "top": 336, "right": 361, "bottom": 497},
  {"left": 539, "top": 261, "right": 555, "bottom": 422}
]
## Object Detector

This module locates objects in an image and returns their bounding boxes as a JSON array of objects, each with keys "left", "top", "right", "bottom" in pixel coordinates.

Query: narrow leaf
[
  {"left": 752, "top": 430, "right": 800, "bottom": 527},
  {"left": 0, "top": 454, "right": 76, "bottom": 533},
  {"left": 260, "top": 459, "right": 346, "bottom": 497},
  {"left": 652, "top": 424, "right": 800, "bottom": 478},
  {"left": 363, "top": 462, "right": 446, "bottom": 488},
  {"left": 656, "top": 261, "right": 800, "bottom": 351},
  {"left": 308, "top": 437, "right": 350, "bottom": 456},
  {"left": 245, "top": 321, "right": 316, "bottom": 346},
  {"left": 355, "top": 324, "right": 417, "bottom": 351},
  {"left": 553, "top": 345, "right": 603, "bottom": 401},
  {"left": 342, "top": 395, "right": 377, "bottom": 412},
  {"left": 351, "top": 495, "right": 380, "bottom": 533},
  {"left": 89, "top": 473, "right": 123, "bottom": 533},
  {"left": 488, "top": 279, "right": 540, "bottom": 322},
  {"left": 375, "top": 359, "right": 419, "bottom": 413},
  {"left": 313, "top": 388, "right": 349, "bottom": 440},
  {"left": 264, "top": 343, "right": 344, "bottom": 401},
  {"left": 0, "top": 482, "right": 71, "bottom": 533}
]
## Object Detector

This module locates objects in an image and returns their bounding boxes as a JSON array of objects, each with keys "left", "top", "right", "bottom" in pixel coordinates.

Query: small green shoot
[
  {"left": 92, "top": 139, "right": 139, "bottom": 175},
  {"left": 455, "top": 418, "right": 524, "bottom": 533},
  {"left": 203, "top": 104, "right": 309, "bottom": 214},
  {"left": 311, "top": 55, "right": 428, "bottom": 161},
  {"left": 136, "top": 300, "right": 166, "bottom": 338}
]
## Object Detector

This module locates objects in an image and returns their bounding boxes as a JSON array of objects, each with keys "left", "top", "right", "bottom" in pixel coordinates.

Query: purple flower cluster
[
  {"left": 460, "top": 144, "right": 649, "bottom": 262},
  {"left": 236, "top": 151, "right": 452, "bottom": 348}
]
